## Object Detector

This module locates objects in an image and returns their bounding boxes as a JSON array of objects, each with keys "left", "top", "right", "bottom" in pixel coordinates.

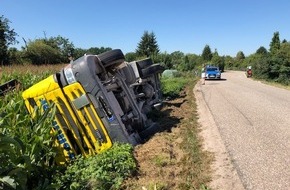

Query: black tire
[
  {"left": 120, "top": 64, "right": 136, "bottom": 84},
  {"left": 128, "top": 132, "right": 143, "bottom": 146},
  {"left": 136, "top": 58, "right": 153, "bottom": 69},
  {"left": 97, "top": 49, "right": 125, "bottom": 68},
  {"left": 139, "top": 123, "right": 161, "bottom": 139},
  {"left": 0, "top": 79, "right": 20, "bottom": 96},
  {"left": 140, "top": 64, "right": 165, "bottom": 78}
]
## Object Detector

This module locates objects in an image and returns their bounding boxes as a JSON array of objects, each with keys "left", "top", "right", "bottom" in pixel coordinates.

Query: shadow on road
[{"left": 205, "top": 78, "right": 227, "bottom": 81}]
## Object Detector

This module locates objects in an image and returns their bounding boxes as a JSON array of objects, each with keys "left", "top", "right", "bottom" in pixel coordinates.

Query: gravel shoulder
[{"left": 194, "top": 80, "right": 245, "bottom": 190}]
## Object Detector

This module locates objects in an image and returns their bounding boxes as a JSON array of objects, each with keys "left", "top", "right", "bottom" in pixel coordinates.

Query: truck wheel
[
  {"left": 128, "top": 132, "right": 143, "bottom": 146},
  {"left": 136, "top": 58, "right": 153, "bottom": 69},
  {"left": 140, "top": 64, "right": 165, "bottom": 78},
  {"left": 139, "top": 123, "right": 161, "bottom": 139},
  {"left": 97, "top": 49, "right": 125, "bottom": 68}
]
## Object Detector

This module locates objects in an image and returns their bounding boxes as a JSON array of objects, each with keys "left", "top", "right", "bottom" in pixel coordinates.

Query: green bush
[
  {"left": 161, "top": 76, "right": 190, "bottom": 98},
  {"left": 53, "top": 143, "right": 137, "bottom": 190}
]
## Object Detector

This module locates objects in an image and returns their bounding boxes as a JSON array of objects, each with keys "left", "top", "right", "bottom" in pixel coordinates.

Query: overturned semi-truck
[{"left": 22, "top": 49, "right": 164, "bottom": 164}]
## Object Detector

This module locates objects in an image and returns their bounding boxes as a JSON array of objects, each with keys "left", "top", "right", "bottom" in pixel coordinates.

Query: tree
[
  {"left": 212, "top": 48, "right": 219, "bottom": 57},
  {"left": 8, "top": 47, "right": 22, "bottom": 64},
  {"left": 24, "top": 39, "right": 61, "bottom": 65},
  {"left": 201, "top": 45, "right": 212, "bottom": 61},
  {"left": 155, "top": 52, "right": 172, "bottom": 69},
  {"left": 277, "top": 42, "right": 290, "bottom": 62},
  {"left": 256, "top": 46, "right": 268, "bottom": 55},
  {"left": 236, "top": 51, "right": 245, "bottom": 60},
  {"left": 269, "top": 31, "right": 280, "bottom": 55},
  {"left": 136, "top": 31, "right": 160, "bottom": 58},
  {"left": 86, "top": 47, "right": 112, "bottom": 56},
  {"left": 22, "top": 35, "right": 79, "bottom": 64},
  {"left": 0, "top": 15, "right": 18, "bottom": 65},
  {"left": 71, "top": 47, "right": 112, "bottom": 61},
  {"left": 178, "top": 53, "right": 200, "bottom": 71},
  {"left": 276, "top": 42, "right": 290, "bottom": 84},
  {"left": 73, "top": 48, "right": 87, "bottom": 60},
  {"left": 44, "top": 35, "right": 75, "bottom": 62},
  {"left": 170, "top": 51, "right": 184, "bottom": 69},
  {"left": 233, "top": 51, "right": 246, "bottom": 69},
  {"left": 125, "top": 52, "right": 137, "bottom": 62},
  {"left": 211, "top": 54, "right": 225, "bottom": 72},
  {"left": 224, "top": 55, "right": 234, "bottom": 69},
  {"left": 282, "top": 39, "right": 287, "bottom": 44}
]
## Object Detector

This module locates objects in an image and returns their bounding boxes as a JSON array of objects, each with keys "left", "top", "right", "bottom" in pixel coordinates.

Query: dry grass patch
[{"left": 122, "top": 79, "right": 213, "bottom": 190}]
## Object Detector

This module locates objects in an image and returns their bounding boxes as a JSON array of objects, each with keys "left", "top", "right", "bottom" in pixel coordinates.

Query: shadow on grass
[{"left": 145, "top": 99, "right": 187, "bottom": 138}]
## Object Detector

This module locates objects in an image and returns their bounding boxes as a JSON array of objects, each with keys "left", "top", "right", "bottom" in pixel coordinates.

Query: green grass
[
  {"left": 161, "top": 76, "right": 190, "bottom": 98},
  {"left": 177, "top": 78, "right": 213, "bottom": 190},
  {"left": 253, "top": 77, "right": 290, "bottom": 91}
]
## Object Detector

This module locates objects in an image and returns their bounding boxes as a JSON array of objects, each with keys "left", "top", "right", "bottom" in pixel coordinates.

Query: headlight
[{"left": 64, "top": 67, "right": 76, "bottom": 84}]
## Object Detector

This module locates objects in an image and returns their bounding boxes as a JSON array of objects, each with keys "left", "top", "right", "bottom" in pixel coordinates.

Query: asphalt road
[{"left": 200, "top": 71, "right": 290, "bottom": 190}]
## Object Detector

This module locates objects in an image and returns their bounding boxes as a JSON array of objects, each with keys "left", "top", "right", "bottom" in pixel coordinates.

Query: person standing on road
[{"left": 201, "top": 65, "right": 206, "bottom": 85}]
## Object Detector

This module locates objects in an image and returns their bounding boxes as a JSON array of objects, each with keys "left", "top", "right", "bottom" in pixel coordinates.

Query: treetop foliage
[
  {"left": 236, "top": 51, "right": 245, "bottom": 60},
  {"left": 256, "top": 46, "right": 268, "bottom": 55},
  {"left": 201, "top": 44, "right": 213, "bottom": 61},
  {"left": 136, "top": 31, "right": 160, "bottom": 57},
  {"left": 269, "top": 31, "right": 280, "bottom": 55},
  {"left": 0, "top": 15, "right": 18, "bottom": 64}
]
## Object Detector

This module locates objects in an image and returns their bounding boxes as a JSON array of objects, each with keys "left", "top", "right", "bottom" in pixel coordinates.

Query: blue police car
[{"left": 205, "top": 66, "right": 221, "bottom": 79}]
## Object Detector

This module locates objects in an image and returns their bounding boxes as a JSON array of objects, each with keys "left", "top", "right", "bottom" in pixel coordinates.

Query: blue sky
[{"left": 1, "top": 0, "right": 290, "bottom": 56}]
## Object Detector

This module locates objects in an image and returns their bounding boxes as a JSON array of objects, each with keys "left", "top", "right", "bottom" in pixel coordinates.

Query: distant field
[{"left": 0, "top": 64, "right": 67, "bottom": 76}]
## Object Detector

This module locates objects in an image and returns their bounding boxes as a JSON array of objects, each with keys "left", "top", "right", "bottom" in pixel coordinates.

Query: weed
[
  {"left": 152, "top": 155, "right": 169, "bottom": 167},
  {"left": 178, "top": 79, "right": 213, "bottom": 189},
  {"left": 161, "top": 77, "right": 190, "bottom": 98},
  {"left": 0, "top": 91, "right": 60, "bottom": 189},
  {"left": 53, "top": 143, "right": 137, "bottom": 190},
  {"left": 142, "top": 182, "right": 169, "bottom": 190}
]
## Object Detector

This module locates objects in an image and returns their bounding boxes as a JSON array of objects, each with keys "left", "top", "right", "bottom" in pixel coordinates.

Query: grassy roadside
[
  {"left": 177, "top": 78, "right": 213, "bottom": 189},
  {"left": 122, "top": 76, "right": 213, "bottom": 190},
  {"left": 255, "top": 78, "right": 290, "bottom": 91},
  {"left": 180, "top": 79, "right": 213, "bottom": 189}
]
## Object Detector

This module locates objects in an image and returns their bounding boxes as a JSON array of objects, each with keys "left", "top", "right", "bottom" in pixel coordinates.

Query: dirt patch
[{"left": 122, "top": 81, "right": 212, "bottom": 190}]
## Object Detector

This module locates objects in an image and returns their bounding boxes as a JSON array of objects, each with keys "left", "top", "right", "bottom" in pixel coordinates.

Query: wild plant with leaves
[
  {"left": 0, "top": 90, "right": 60, "bottom": 189},
  {"left": 53, "top": 143, "right": 137, "bottom": 190}
]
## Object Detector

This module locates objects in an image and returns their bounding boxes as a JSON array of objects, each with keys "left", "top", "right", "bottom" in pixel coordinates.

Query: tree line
[
  {"left": 0, "top": 15, "right": 224, "bottom": 71},
  {"left": 1, "top": 15, "right": 290, "bottom": 85},
  {"left": 226, "top": 31, "right": 290, "bottom": 85}
]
